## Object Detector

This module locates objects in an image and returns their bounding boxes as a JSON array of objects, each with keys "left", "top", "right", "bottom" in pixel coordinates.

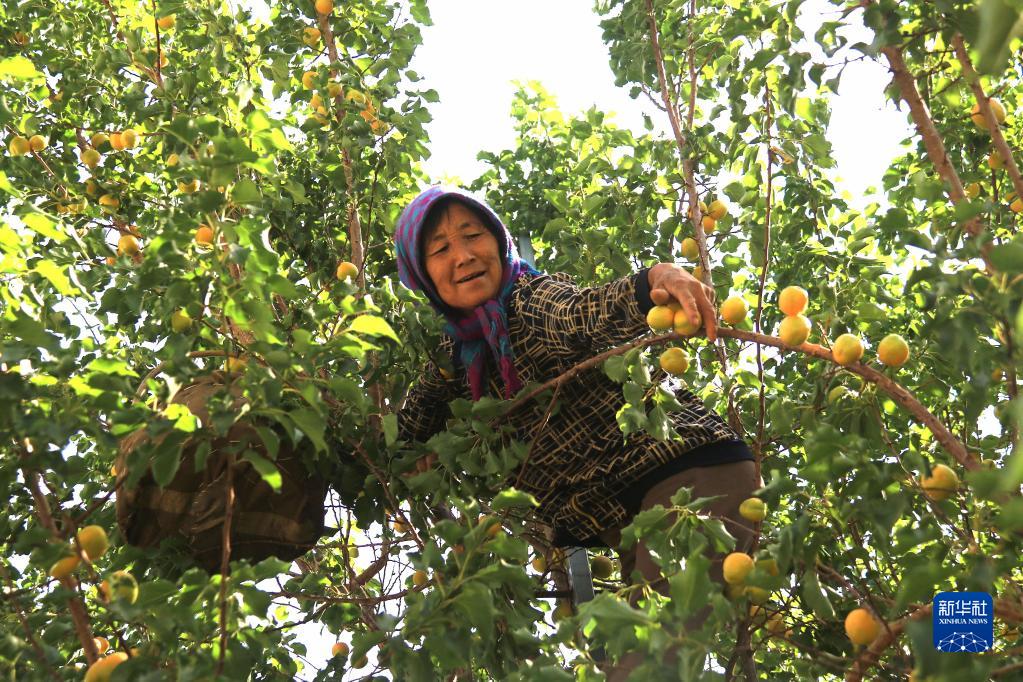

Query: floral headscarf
[{"left": 394, "top": 186, "right": 541, "bottom": 400}]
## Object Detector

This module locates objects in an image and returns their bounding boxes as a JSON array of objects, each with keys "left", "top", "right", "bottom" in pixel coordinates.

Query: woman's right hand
[{"left": 647, "top": 263, "right": 718, "bottom": 342}]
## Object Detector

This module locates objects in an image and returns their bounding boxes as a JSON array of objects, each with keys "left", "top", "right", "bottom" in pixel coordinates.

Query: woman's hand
[{"left": 647, "top": 263, "right": 718, "bottom": 342}]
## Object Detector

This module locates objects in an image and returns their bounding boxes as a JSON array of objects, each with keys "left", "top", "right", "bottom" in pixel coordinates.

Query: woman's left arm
[{"left": 522, "top": 263, "right": 717, "bottom": 356}]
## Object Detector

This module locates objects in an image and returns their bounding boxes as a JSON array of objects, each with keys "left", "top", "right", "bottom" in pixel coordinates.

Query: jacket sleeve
[
  {"left": 519, "top": 269, "right": 656, "bottom": 357},
  {"left": 396, "top": 336, "right": 465, "bottom": 443}
]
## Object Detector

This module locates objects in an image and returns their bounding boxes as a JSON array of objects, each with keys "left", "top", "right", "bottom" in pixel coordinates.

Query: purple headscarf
[{"left": 395, "top": 186, "right": 541, "bottom": 400}]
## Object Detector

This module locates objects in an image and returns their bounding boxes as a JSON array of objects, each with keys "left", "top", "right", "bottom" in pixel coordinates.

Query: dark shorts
[{"left": 555, "top": 439, "right": 755, "bottom": 547}]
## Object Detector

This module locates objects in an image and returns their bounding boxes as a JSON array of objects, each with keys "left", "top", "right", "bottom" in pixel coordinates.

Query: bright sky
[{"left": 411, "top": 0, "right": 912, "bottom": 203}]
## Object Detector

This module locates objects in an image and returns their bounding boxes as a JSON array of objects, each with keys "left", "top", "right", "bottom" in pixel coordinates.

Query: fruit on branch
[
  {"left": 989, "top": 151, "right": 1004, "bottom": 170},
  {"left": 116, "top": 235, "right": 139, "bottom": 257},
  {"left": 157, "top": 14, "right": 176, "bottom": 29},
  {"left": 315, "top": 0, "right": 334, "bottom": 15},
  {"left": 412, "top": 570, "right": 429, "bottom": 587},
  {"left": 707, "top": 199, "right": 728, "bottom": 220},
  {"left": 478, "top": 515, "right": 502, "bottom": 538},
  {"left": 531, "top": 554, "right": 547, "bottom": 573},
  {"left": 178, "top": 178, "right": 200, "bottom": 193},
  {"left": 844, "top": 607, "right": 881, "bottom": 646},
  {"left": 331, "top": 642, "right": 349, "bottom": 657},
  {"left": 336, "top": 261, "right": 358, "bottom": 281},
  {"left": 720, "top": 296, "right": 748, "bottom": 325},
  {"left": 778, "top": 286, "right": 808, "bottom": 316},
  {"left": 302, "top": 70, "right": 316, "bottom": 89},
  {"left": 920, "top": 464, "right": 959, "bottom": 501},
  {"left": 28, "top": 135, "right": 46, "bottom": 151},
  {"left": 8, "top": 136, "right": 30, "bottom": 156},
  {"left": 970, "top": 97, "right": 1006, "bottom": 130},
  {"left": 107, "top": 570, "right": 138, "bottom": 603},
  {"left": 658, "top": 347, "right": 689, "bottom": 376},
  {"left": 81, "top": 148, "right": 101, "bottom": 169},
  {"left": 225, "top": 356, "right": 247, "bottom": 372},
  {"left": 831, "top": 334, "right": 864, "bottom": 366},
  {"left": 591, "top": 555, "right": 614, "bottom": 579},
  {"left": 552, "top": 600, "right": 574, "bottom": 622},
  {"left": 83, "top": 652, "right": 129, "bottom": 682},
  {"left": 93, "top": 637, "right": 110, "bottom": 655},
  {"left": 673, "top": 308, "right": 702, "bottom": 336},
  {"left": 680, "top": 237, "right": 699, "bottom": 260},
  {"left": 77, "top": 525, "right": 109, "bottom": 561},
  {"left": 171, "top": 310, "right": 192, "bottom": 333},
  {"left": 722, "top": 552, "right": 754, "bottom": 584},
  {"left": 109, "top": 132, "right": 125, "bottom": 151},
  {"left": 48, "top": 553, "right": 80, "bottom": 580},
  {"left": 646, "top": 305, "right": 674, "bottom": 332},
  {"left": 194, "top": 224, "right": 214, "bottom": 246},
  {"left": 778, "top": 314, "right": 811, "bottom": 347},
  {"left": 121, "top": 129, "right": 138, "bottom": 148},
  {"left": 738, "top": 497, "right": 766, "bottom": 522},
  {"left": 965, "top": 182, "right": 981, "bottom": 199},
  {"left": 701, "top": 215, "right": 716, "bottom": 233},
  {"left": 303, "top": 27, "right": 321, "bottom": 46},
  {"left": 876, "top": 333, "right": 909, "bottom": 367}
]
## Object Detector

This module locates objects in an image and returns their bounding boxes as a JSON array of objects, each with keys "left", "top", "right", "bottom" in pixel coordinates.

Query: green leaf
[
  {"left": 288, "top": 408, "right": 327, "bottom": 453},
  {"left": 231, "top": 178, "right": 262, "bottom": 204},
  {"left": 151, "top": 434, "right": 185, "bottom": 487},
  {"left": 22, "top": 213, "right": 66, "bottom": 242},
  {"left": 989, "top": 243, "right": 1023, "bottom": 273},
  {"left": 491, "top": 488, "right": 539, "bottom": 511},
  {"left": 382, "top": 413, "right": 398, "bottom": 447},
  {"left": 0, "top": 56, "right": 41, "bottom": 81},
  {"left": 976, "top": 0, "right": 1023, "bottom": 74},
  {"left": 801, "top": 565, "right": 836, "bottom": 619},
  {"left": 348, "top": 314, "right": 400, "bottom": 342},
  {"left": 242, "top": 449, "right": 282, "bottom": 491},
  {"left": 33, "top": 260, "right": 77, "bottom": 295}
]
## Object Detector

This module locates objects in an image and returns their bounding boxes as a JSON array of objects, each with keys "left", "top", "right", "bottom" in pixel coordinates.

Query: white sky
[{"left": 411, "top": 0, "right": 912, "bottom": 203}]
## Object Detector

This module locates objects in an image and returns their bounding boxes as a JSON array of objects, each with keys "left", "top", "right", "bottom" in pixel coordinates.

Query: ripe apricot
[
  {"left": 778, "top": 286, "right": 808, "bottom": 316},
  {"left": 831, "top": 333, "right": 864, "bottom": 366},
  {"left": 844, "top": 608, "right": 881, "bottom": 646},
  {"left": 720, "top": 296, "right": 748, "bottom": 325},
  {"left": 876, "top": 334, "right": 909, "bottom": 367},
  {"left": 778, "top": 314, "right": 811, "bottom": 346},
  {"left": 722, "top": 552, "right": 754, "bottom": 584}
]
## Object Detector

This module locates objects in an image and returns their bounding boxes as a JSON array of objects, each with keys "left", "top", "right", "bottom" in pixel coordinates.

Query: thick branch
[
  {"left": 21, "top": 465, "right": 99, "bottom": 664},
  {"left": 845, "top": 600, "right": 1022, "bottom": 681},
  {"left": 880, "top": 45, "right": 981, "bottom": 236},
  {"left": 951, "top": 34, "right": 1023, "bottom": 203},
  {"left": 502, "top": 329, "right": 980, "bottom": 472}
]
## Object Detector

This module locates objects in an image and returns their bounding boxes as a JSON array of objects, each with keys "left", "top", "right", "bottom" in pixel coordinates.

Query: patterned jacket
[{"left": 397, "top": 269, "right": 747, "bottom": 545}]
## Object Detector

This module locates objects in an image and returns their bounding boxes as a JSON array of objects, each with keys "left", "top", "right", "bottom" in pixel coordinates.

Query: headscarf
[{"left": 395, "top": 186, "right": 541, "bottom": 400}]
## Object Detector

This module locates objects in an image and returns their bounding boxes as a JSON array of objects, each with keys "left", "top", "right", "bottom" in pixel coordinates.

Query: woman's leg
[{"left": 604, "top": 459, "right": 761, "bottom": 681}]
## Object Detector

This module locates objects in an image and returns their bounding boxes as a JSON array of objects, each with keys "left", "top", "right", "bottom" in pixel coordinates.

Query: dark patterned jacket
[{"left": 397, "top": 269, "right": 750, "bottom": 545}]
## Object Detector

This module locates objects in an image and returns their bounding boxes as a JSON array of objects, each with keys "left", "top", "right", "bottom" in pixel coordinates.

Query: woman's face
[{"left": 423, "top": 202, "right": 503, "bottom": 314}]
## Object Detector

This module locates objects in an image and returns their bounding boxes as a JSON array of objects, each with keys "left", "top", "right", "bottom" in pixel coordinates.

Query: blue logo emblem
[{"left": 933, "top": 591, "right": 993, "bottom": 653}]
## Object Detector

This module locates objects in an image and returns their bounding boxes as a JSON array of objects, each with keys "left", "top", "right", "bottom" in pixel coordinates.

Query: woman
[{"left": 394, "top": 186, "right": 759, "bottom": 674}]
